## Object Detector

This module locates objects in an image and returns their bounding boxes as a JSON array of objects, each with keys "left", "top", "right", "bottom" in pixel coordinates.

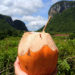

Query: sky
[{"left": 0, "top": 0, "right": 74, "bottom": 31}]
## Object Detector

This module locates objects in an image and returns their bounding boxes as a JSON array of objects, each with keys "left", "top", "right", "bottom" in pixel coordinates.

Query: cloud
[
  {"left": 21, "top": 15, "right": 47, "bottom": 31},
  {"left": 22, "top": 16, "right": 47, "bottom": 23},
  {"left": 0, "top": 0, "right": 44, "bottom": 16}
]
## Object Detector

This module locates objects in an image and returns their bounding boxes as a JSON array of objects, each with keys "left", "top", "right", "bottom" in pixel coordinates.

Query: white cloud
[
  {"left": 22, "top": 16, "right": 47, "bottom": 22},
  {"left": 27, "top": 17, "right": 47, "bottom": 31},
  {"left": 27, "top": 17, "right": 47, "bottom": 26},
  {"left": 0, "top": 0, "right": 44, "bottom": 16}
]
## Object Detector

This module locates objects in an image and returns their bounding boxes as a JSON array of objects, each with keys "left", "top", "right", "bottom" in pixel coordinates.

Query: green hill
[
  {"left": 0, "top": 14, "right": 14, "bottom": 31},
  {"left": 46, "top": 7, "right": 75, "bottom": 33},
  {"left": 0, "top": 14, "right": 27, "bottom": 39}
]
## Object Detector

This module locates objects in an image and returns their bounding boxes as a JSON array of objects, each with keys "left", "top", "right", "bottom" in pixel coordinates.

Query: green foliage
[
  {"left": 0, "top": 37, "right": 20, "bottom": 75},
  {"left": 69, "top": 33, "right": 75, "bottom": 40},
  {"left": 0, "top": 30, "right": 23, "bottom": 40},
  {"left": 53, "top": 35, "right": 75, "bottom": 75},
  {"left": 58, "top": 59, "right": 70, "bottom": 71},
  {"left": 0, "top": 14, "right": 24, "bottom": 40}
]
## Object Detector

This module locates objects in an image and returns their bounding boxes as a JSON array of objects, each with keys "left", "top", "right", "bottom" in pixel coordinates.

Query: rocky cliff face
[{"left": 48, "top": 1, "right": 75, "bottom": 17}]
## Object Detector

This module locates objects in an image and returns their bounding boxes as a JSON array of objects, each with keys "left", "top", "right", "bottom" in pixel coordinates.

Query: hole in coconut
[
  {"left": 27, "top": 49, "right": 31, "bottom": 56},
  {"left": 40, "top": 34, "right": 42, "bottom": 39},
  {"left": 25, "top": 65, "right": 28, "bottom": 70}
]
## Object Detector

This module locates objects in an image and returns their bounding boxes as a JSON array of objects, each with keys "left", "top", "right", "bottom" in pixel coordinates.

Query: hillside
[
  {"left": 0, "top": 14, "right": 28, "bottom": 31},
  {"left": 13, "top": 20, "right": 28, "bottom": 30},
  {"left": 48, "top": 1, "right": 75, "bottom": 17},
  {"left": 0, "top": 14, "right": 28, "bottom": 39},
  {"left": 0, "top": 14, "right": 14, "bottom": 31},
  {"left": 46, "top": 7, "right": 75, "bottom": 33}
]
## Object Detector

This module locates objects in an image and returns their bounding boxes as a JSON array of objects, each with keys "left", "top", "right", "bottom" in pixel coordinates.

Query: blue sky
[{"left": 0, "top": 0, "right": 74, "bottom": 31}]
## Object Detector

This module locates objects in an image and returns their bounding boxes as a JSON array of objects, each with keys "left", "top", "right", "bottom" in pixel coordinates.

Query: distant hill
[
  {"left": 48, "top": 1, "right": 75, "bottom": 17},
  {"left": 13, "top": 20, "right": 28, "bottom": 30},
  {"left": 0, "top": 14, "right": 28, "bottom": 31},
  {"left": 46, "top": 7, "right": 75, "bottom": 33},
  {"left": 0, "top": 14, "right": 28, "bottom": 39}
]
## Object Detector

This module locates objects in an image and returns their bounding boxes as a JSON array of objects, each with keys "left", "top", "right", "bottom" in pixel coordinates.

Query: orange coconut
[{"left": 18, "top": 32, "right": 58, "bottom": 75}]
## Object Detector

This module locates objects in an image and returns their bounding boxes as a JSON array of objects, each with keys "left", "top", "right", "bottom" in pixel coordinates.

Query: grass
[{"left": 0, "top": 36, "right": 20, "bottom": 75}]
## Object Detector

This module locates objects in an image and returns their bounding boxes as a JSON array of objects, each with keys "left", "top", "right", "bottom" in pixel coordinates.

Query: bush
[{"left": 69, "top": 33, "right": 75, "bottom": 39}]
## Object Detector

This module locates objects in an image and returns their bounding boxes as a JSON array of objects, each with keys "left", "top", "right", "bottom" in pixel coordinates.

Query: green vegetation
[
  {"left": 46, "top": 7, "right": 75, "bottom": 33},
  {"left": 0, "top": 14, "right": 15, "bottom": 31},
  {"left": 0, "top": 14, "right": 27, "bottom": 40},
  {"left": 0, "top": 35, "right": 75, "bottom": 75},
  {"left": 53, "top": 36, "right": 75, "bottom": 75},
  {"left": 69, "top": 33, "right": 75, "bottom": 40},
  {"left": 52, "top": 1, "right": 75, "bottom": 7},
  {"left": 0, "top": 36, "right": 20, "bottom": 75}
]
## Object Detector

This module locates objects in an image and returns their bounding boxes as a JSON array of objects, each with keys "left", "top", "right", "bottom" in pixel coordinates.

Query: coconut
[{"left": 18, "top": 16, "right": 58, "bottom": 75}]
